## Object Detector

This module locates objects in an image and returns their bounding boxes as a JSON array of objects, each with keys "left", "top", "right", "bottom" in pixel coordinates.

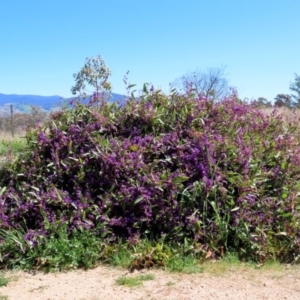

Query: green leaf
[
  {"left": 143, "top": 83, "right": 149, "bottom": 94},
  {"left": 231, "top": 207, "right": 240, "bottom": 212},
  {"left": 194, "top": 220, "right": 201, "bottom": 231},
  {"left": 134, "top": 196, "right": 144, "bottom": 205},
  {"left": 275, "top": 232, "right": 287, "bottom": 236},
  {"left": 0, "top": 186, "right": 6, "bottom": 196},
  {"left": 281, "top": 161, "right": 287, "bottom": 170},
  {"left": 173, "top": 176, "right": 189, "bottom": 184},
  {"left": 274, "top": 151, "right": 281, "bottom": 159},
  {"left": 31, "top": 186, "right": 40, "bottom": 192},
  {"left": 69, "top": 157, "right": 79, "bottom": 162},
  {"left": 54, "top": 188, "right": 63, "bottom": 202}
]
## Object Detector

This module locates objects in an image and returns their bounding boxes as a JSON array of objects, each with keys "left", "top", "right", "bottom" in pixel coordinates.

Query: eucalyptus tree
[
  {"left": 274, "top": 94, "right": 293, "bottom": 108},
  {"left": 71, "top": 55, "right": 112, "bottom": 105}
]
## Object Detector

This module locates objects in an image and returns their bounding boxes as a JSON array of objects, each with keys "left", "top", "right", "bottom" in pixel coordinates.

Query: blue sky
[{"left": 1, "top": 0, "right": 299, "bottom": 102}]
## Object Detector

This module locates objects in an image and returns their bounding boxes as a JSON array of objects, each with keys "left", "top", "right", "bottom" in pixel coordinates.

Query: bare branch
[{"left": 172, "top": 66, "right": 230, "bottom": 100}]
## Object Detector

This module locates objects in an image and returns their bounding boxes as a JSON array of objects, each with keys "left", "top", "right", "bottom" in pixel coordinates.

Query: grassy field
[{"left": 0, "top": 133, "right": 26, "bottom": 166}]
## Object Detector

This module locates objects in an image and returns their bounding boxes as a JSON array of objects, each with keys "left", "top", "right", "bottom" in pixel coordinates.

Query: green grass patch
[
  {"left": 107, "top": 246, "right": 132, "bottom": 269},
  {"left": 0, "top": 223, "right": 104, "bottom": 271},
  {"left": 0, "top": 273, "right": 9, "bottom": 287},
  {"left": 0, "top": 139, "right": 26, "bottom": 156},
  {"left": 166, "top": 255, "right": 204, "bottom": 274},
  {"left": 115, "top": 274, "right": 155, "bottom": 288}
]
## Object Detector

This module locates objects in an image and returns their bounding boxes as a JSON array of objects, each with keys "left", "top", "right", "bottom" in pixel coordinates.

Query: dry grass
[
  {"left": 0, "top": 131, "right": 26, "bottom": 142},
  {"left": 259, "top": 107, "right": 300, "bottom": 123},
  {"left": 0, "top": 131, "right": 27, "bottom": 166}
]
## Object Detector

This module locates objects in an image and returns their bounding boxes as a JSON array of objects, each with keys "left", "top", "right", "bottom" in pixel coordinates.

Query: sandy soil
[{"left": 1, "top": 263, "right": 300, "bottom": 300}]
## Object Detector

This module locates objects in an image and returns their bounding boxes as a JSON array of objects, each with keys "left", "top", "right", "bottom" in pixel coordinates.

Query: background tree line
[
  {"left": 0, "top": 106, "right": 48, "bottom": 135},
  {"left": 173, "top": 67, "right": 300, "bottom": 108},
  {"left": 1, "top": 58, "right": 299, "bottom": 138}
]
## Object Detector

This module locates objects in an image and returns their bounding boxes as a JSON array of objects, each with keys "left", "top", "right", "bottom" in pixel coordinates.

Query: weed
[
  {"left": 108, "top": 245, "right": 132, "bottom": 268},
  {"left": 166, "top": 255, "right": 203, "bottom": 274},
  {"left": 29, "top": 285, "right": 49, "bottom": 292},
  {"left": 138, "top": 274, "right": 155, "bottom": 281},
  {"left": 200, "top": 252, "right": 256, "bottom": 275},
  {"left": 0, "top": 273, "right": 9, "bottom": 287},
  {"left": 115, "top": 274, "right": 155, "bottom": 288},
  {"left": 0, "top": 224, "right": 103, "bottom": 271}
]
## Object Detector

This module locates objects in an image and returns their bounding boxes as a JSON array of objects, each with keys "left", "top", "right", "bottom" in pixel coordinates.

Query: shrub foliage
[{"left": 1, "top": 90, "right": 300, "bottom": 264}]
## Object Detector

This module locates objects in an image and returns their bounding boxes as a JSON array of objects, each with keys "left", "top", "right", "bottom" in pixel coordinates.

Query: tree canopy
[{"left": 172, "top": 66, "right": 230, "bottom": 100}]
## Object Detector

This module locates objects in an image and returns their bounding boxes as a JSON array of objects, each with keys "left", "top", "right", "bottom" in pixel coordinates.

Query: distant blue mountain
[
  {"left": 0, "top": 94, "right": 63, "bottom": 111},
  {"left": 0, "top": 93, "right": 127, "bottom": 116}
]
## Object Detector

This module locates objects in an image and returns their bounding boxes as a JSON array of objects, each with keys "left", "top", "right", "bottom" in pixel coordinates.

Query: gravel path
[{"left": 1, "top": 264, "right": 300, "bottom": 300}]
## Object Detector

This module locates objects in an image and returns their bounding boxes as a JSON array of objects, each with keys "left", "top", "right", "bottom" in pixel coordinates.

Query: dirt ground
[{"left": 1, "top": 263, "right": 300, "bottom": 300}]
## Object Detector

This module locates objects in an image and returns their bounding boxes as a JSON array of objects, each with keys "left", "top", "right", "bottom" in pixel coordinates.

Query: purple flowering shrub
[{"left": 1, "top": 90, "right": 300, "bottom": 262}]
